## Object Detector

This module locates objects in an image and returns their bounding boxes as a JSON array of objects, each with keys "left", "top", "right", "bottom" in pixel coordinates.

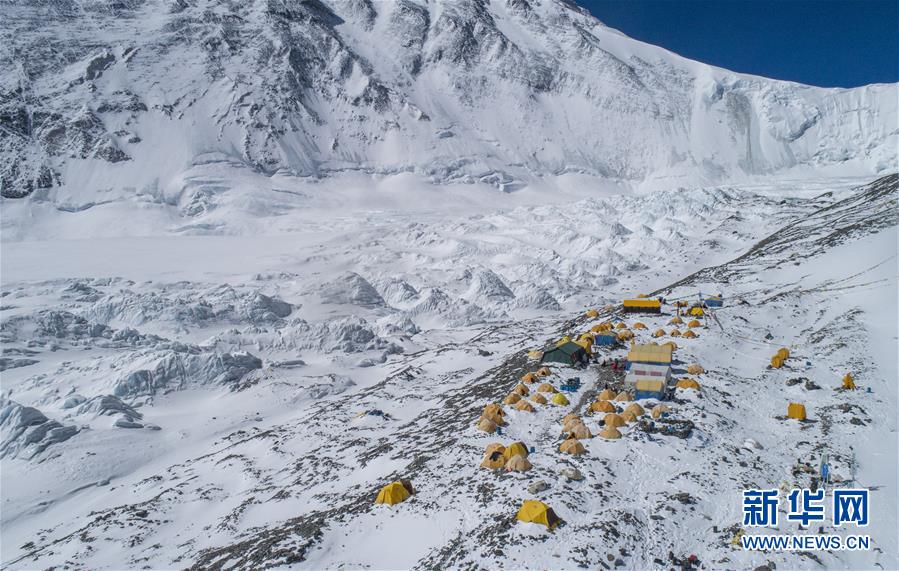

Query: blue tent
[
  {"left": 704, "top": 296, "right": 724, "bottom": 307},
  {"left": 593, "top": 333, "right": 616, "bottom": 346}
]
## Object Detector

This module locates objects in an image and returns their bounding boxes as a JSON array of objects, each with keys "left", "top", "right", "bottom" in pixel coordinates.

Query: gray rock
[
  {"left": 114, "top": 418, "right": 144, "bottom": 429},
  {"left": 560, "top": 467, "right": 584, "bottom": 481},
  {"left": 527, "top": 480, "right": 549, "bottom": 493}
]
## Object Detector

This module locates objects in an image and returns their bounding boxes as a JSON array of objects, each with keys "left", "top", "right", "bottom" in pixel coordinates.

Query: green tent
[{"left": 541, "top": 341, "right": 588, "bottom": 366}]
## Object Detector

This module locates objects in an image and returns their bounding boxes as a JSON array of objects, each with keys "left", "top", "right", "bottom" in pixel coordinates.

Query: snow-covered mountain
[{"left": 1, "top": 0, "right": 896, "bottom": 201}]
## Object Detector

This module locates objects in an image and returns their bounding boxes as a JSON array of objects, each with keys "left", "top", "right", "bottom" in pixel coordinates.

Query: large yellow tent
[
  {"left": 777, "top": 348, "right": 791, "bottom": 360},
  {"left": 505, "top": 454, "right": 533, "bottom": 472},
  {"left": 515, "top": 400, "right": 535, "bottom": 412},
  {"left": 567, "top": 423, "right": 592, "bottom": 439},
  {"left": 503, "top": 441, "right": 529, "bottom": 461},
  {"left": 687, "top": 319, "right": 701, "bottom": 328},
  {"left": 591, "top": 400, "right": 616, "bottom": 413},
  {"left": 480, "top": 448, "right": 506, "bottom": 470},
  {"left": 771, "top": 355, "right": 784, "bottom": 369},
  {"left": 538, "top": 383, "right": 558, "bottom": 393},
  {"left": 687, "top": 364, "right": 705, "bottom": 375},
  {"left": 503, "top": 393, "right": 521, "bottom": 405},
  {"left": 551, "top": 392, "right": 570, "bottom": 406},
  {"left": 375, "top": 481, "right": 411, "bottom": 505},
  {"left": 604, "top": 413, "right": 626, "bottom": 428},
  {"left": 787, "top": 403, "right": 807, "bottom": 421},
  {"left": 530, "top": 393, "right": 548, "bottom": 405},
  {"left": 598, "top": 388, "right": 616, "bottom": 401},
  {"left": 598, "top": 425, "right": 622, "bottom": 439},
  {"left": 516, "top": 500, "right": 562, "bottom": 529},
  {"left": 613, "top": 391, "right": 633, "bottom": 402},
  {"left": 625, "top": 403, "right": 645, "bottom": 416},
  {"left": 521, "top": 372, "right": 538, "bottom": 383},
  {"left": 676, "top": 378, "right": 701, "bottom": 391},
  {"left": 477, "top": 417, "right": 497, "bottom": 433},
  {"left": 513, "top": 384, "right": 530, "bottom": 396},
  {"left": 559, "top": 438, "right": 586, "bottom": 455}
]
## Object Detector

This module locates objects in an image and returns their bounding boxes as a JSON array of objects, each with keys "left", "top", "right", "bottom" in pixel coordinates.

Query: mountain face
[{"left": 1, "top": 0, "right": 896, "bottom": 199}]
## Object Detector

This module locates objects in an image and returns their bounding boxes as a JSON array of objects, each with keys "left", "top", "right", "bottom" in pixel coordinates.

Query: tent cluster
[
  {"left": 770, "top": 347, "right": 790, "bottom": 369},
  {"left": 477, "top": 403, "right": 507, "bottom": 433},
  {"left": 480, "top": 441, "right": 532, "bottom": 472}
]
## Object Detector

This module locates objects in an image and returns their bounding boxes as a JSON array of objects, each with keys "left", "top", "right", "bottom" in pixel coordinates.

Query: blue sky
[{"left": 576, "top": 0, "right": 898, "bottom": 87}]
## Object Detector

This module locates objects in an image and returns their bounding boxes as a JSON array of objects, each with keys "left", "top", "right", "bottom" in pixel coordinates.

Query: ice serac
[{"left": 1, "top": 0, "right": 895, "bottom": 198}]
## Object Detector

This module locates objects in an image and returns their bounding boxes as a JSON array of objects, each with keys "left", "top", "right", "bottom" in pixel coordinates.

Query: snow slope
[
  {"left": 1, "top": 174, "right": 895, "bottom": 569},
  {"left": 1, "top": 0, "right": 896, "bottom": 203}
]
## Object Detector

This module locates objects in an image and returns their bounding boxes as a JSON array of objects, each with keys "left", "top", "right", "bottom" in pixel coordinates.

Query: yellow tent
[
  {"left": 777, "top": 348, "right": 791, "bottom": 360},
  {"left": 515, "top": 400, "right": 536, "bottom": 412},
  {"left": 652, "top": 329, "right": 666, "bottom": 338},
  {"left": 555, "top": 337, "right": 571, "bottom": 346},
  {"left": 485, "top": 443, "right": 505, "bottom": 456},
  {"left": 687, "top": 364, "right": 705, "bottom": 375},
  {"left": 516, "top": 500, "right": 562, "bottom": 529},
  {"left": 481, "top": 411, "right": 506, "bottom": 426},
  {"left": 613, "top": 391, "right": 633, "bottom": 402},
  {"left": 537, "top": 367, "right": 552, "bottom": 377},
  {"left": 690, "top": 307, "right": 705, "bottom": 317},
  {"left": 513, "top": 384, "right": 530, "bottom": 396},
  {"left": 668, "top": 316, "right": 683, "bottom": 325},
  {"left": 616, "top": 322, "right": 628, "bottom": 329},
  {"left": 598, "top": 389, "right": 616, "bottom": 401},
  {"left": 682, "top": 330, "right": 698, "bottom": 338},
  {"left": 477, "top": 417, "right": 497, "bottom": 433},
  {"left": 505, "top": 454, "right": 533, "bottom": 472},
  {"left": 530, "top": 393, "right": 548, "bottom": 405},
  {"left": 503, "top": 441, "right": 529, "bottom": 461},
  {"left": 687, "top": 319, "right": 701, "bottom": 328},
  {"left": 625, "top": 403, "right": 645, "bottom": 416},
  {"left": 551, "top": 392, "right": 570, "bottom": 406},
  {"left": 503, "top": 393, "right": 521, "bottom": 405},
  {"left": 662, "top": 341, "right": 678, "bottom": 351},
  {"left": 521, "top": 372, "right": 538, "bottom": 383},
  {"left": 620, "top": 411, "right": 637, "bottom": 424},
  {"left": 483, "top": 403, "right": 504, "bottom": 418},
  {"left": 537, "top": 383, "right": 558, "bottom": 393},
  {"left": 561, "top": 413, "right": 581, "bottom": 428},
  {"left": 842, "top": 373, "right": 856, "bottom": 390},
  {"left": 591, "top": 400, "right": 616, "bottom": 413},
  {"left": 480, "top": 448, "right": 506, "bottom": 470},
  {"left": 676, "top": 378, "right": 701, "bottom": 391},
  {"left": 567, "top": 423, "right": 592, "bottom": 439},
  {"left": 559, "top": 438, "right": 586, "bottom": 455},
  {"left": 604, "top": 413, "right": 626, "bottom": 428},
  {"left": 669, "top": 329, "right": 682, "bottom": 337},
  {"left": 651, "top": 404, "right": 670, "bottom": 419},
  {"left": 771, "top": 355, "right": 784, "bottom": 369},
  {"left": 617, "top": 330, "right": 634, "bottom": 341},
  {"left": 598, "top": 425, "right": 622, "bottom": 439},
  {"left": 787, "top": 403, "right": 807, "bottom": 421},
  {"left": 375, "top": 481, "right": 411, "bottom": 505},
  {"left": 586, "top": 309, "right": 599, "bottom": 318},
  {"left": 527, "top": 350, "right": 543, "bottom": 360},
  {"left": 574, "top": 339, "right": 594, "bottom": 355},
  {"left": 633, "top": 322, "right": 648, "bottom": 330}
]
